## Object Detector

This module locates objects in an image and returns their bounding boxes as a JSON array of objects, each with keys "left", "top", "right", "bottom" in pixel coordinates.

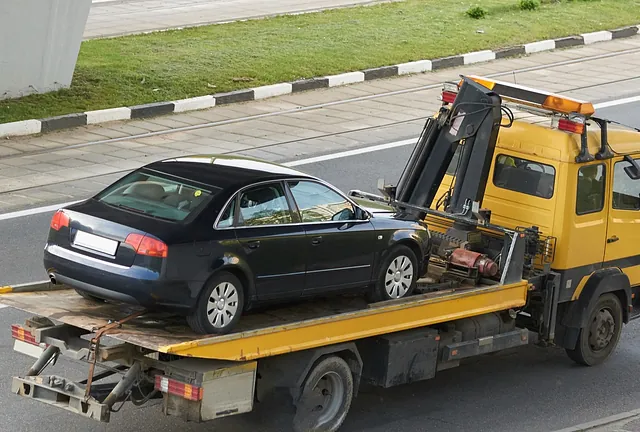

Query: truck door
[{"left": 604, "top": 155, "right": 640, "bottom": 286}]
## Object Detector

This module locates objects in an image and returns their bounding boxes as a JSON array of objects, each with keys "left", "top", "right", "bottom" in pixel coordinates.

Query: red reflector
[
  {"left": 50, "top": 210, "right": 70, "bottom": 231},
  {"left": 558, "top": 118, "right": 584, "bottom": 135},
  {"left": 125, "top": 233, "right": 168, "bottom": 258},
  {"left": 11, "top": 324, "right": 39, "bottom": 346},
  {"left": 442, "top": 91, "right": 457, "bottom": 104},
  {"left": 155, "top": 375, "right": 203, "bottom": 401}
]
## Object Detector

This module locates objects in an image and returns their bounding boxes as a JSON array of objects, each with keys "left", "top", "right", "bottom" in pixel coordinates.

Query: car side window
[
  {"left": 217, "top": 198, "right": 236, "bottom": 228},
  {"left": 287, "top": 180, "right": 355, "bottom": 223},
  {"left": 576, "top": 163, "right": 606, "bottom": 215},
  {"left": 613, "top": 158, "right": 640, "bottom": 210},
  {"left": 238, "top": 183, "right": 293, "bottom": 227}
]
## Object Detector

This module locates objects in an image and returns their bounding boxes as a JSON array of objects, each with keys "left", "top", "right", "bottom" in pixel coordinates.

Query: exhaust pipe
[{"left": 48, "top": 273, "right": 57, "bottom": 285}]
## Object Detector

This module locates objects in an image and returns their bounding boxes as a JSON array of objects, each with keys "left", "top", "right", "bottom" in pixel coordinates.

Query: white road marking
[
  {"left": 0, "top": 94, "right": 638, "bottom": 223},
  {"left": 594, "top": 95, "right": 640, "bottom": 109},
  {"left": 0, "top": 201, "right": 83, "bottom": 222},
  {"left": 284, "top": 138, "right": 416, "bottom": 167}
]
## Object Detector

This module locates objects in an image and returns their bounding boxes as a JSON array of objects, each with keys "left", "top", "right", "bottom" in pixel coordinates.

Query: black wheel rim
[{"left": 588, "top": 307, "right": 616, "bottom": 352}]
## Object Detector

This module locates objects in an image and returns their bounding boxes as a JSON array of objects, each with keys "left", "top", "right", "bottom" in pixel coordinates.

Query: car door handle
[
  {"left": 607, "top": 235, "right": 619, "bottom": 244},
  {"left": 311, "top": 236, "right": 323, "bottom": 245},
  {"left": 246, "top": 240, "right": 261, "bottom": 249}
]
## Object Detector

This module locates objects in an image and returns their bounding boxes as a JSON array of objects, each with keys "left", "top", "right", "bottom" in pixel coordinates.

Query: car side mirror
[{"left": 624, "top": 155, "right": 640, "bottom": 180}]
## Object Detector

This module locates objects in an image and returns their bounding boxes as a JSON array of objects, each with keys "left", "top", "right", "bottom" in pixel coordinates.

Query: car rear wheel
[
  {"left": 368, "top": 245, "right": 418, "bottom": 303},
  {"left": 187, "top": 271, "right": 245, "bottom": 335}
]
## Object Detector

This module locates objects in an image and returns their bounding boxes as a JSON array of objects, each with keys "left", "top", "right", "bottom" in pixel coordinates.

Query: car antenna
[{"left": 512, "top": 71, "right": 517, "bottom": 85}]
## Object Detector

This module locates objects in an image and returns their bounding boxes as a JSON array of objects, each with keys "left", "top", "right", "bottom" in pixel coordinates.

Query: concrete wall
[{"left": 0, "top": 0, "right": 92, "bottom": 100}]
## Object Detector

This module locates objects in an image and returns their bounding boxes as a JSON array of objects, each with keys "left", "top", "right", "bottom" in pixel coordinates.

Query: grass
[{"left": 2, "top": 0, "right": 640, "bottom": 123}]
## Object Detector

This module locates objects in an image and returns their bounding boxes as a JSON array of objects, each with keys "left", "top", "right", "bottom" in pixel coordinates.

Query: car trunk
[{"left": 53, "top": 200, "right": 174, "bottom": 267}]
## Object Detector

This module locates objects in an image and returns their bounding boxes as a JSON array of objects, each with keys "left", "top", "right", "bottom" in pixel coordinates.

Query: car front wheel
[
  {"left": 187, "top": 271, "right": 245, "bottom": 335},
  {"left": 368, "top": 245, "right": 418, "bottom": 303}
]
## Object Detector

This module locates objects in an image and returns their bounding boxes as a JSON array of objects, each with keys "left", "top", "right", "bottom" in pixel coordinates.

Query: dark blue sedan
[{"left": 44, "top": 155, "right": 432, "bottom": 334}]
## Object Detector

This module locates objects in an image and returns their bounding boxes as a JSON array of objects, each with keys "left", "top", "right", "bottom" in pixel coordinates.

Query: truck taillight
[
  {"left": 50, "top": 210, "right": 70, "bottom": 231},
  {"left": 155, "top": 375, "right": 203, "bottom": 401},
  {"left": 11, "top": 324, "right": 42, "bottom": 346},
  {"left": 125, "top": 233, "right": 168, "bottom": 258},
  {"left": 558, "top": 118, "right": 585, "bottom": 135},
  {"left": 441, "top": 82, "right": 459, "bottom": 104}
]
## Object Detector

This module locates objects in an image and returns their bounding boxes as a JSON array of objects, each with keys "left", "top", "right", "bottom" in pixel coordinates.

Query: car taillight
[
  {"left": 125, "top": 233, "right": 168, "bottom": 258},
  {"left": 155, "top": 375, "right": 203, "bottom": 401},
  {"left": 50, "top": 210, "right": 70, "bottom": 231}
]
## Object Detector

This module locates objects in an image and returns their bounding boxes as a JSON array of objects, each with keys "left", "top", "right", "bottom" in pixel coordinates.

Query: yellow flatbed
[{"left": 0, "top": 279, "right": 528, "bottom": 361}]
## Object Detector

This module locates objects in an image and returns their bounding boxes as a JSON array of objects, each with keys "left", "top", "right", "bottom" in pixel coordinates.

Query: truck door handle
[
  {"left": 246, "top": 240, "right": 261, "bottom": 249},
  {"left": 311, "top": 236, "right": 322, "bottom": 245},
  {"left": 607, "top": 235, "right": 619, "bottom": 244}
]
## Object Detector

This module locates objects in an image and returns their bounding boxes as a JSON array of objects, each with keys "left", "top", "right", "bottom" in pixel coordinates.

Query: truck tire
[
  {"left": 187, "top": 271, "right": 245, "bottom": 335},
  {"left": 368, "top": 244, "right": 418, "bottom": 303},
  {"left": 292, "top": 355, "right": 354, "bottom": 432},
  {"left": 566, "top": 293, "right": 623, "bottom": 366}
]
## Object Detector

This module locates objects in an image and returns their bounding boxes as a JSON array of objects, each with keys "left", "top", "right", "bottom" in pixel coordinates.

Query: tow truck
[{"left": 3, "top": 75, "right": 640, "bottom": 432}]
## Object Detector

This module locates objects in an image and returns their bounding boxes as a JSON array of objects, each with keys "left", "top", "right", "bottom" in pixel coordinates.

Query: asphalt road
[{"left": 0, "top": 101, "right": 638, "bottom": 432}]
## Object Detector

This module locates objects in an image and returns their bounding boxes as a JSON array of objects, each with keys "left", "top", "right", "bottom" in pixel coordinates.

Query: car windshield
[{"left": 95, "top": 169, "right": 217, "bottom": 222}]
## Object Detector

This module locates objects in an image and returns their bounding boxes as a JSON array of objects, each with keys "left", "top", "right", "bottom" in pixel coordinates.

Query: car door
[
  {"left": 285, "top": 179, "right": 376, "bottom": 294},
  {"left": 225, "top": 181, "right": 307, "bottom": 301},
  {"left": 604, "top": 155, "right": 640, "bottom": 286}
]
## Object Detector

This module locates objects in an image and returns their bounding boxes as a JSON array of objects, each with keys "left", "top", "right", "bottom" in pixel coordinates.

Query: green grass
[{"left": 2, "top": 0, "right": 640, "bottom": 123}]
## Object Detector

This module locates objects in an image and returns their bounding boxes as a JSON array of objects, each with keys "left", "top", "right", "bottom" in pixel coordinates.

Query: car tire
[
  {"left": 565, "top": 293, "right": 623, "bottom": 366},
  {"left": 368, "top": 244, "right": 418, "bottom": 303},
  {"left": 74, "top": 288, "right": 105, "bottom": 303},
  {"left": 187, "top": 271, "right": 245, "bottom": 335}
]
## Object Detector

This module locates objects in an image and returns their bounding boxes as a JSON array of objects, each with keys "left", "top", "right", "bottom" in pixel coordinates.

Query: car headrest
[{"left": 127, "top": 182, "right": 165, "bottom": 201}]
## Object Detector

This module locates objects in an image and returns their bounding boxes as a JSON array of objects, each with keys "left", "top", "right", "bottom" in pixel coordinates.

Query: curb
[
  {"left": 1, "top": 24, "right": 639, "bottom": 140},
  {"left": 551, "top": 409, "right": 640, "bottom": 432}
]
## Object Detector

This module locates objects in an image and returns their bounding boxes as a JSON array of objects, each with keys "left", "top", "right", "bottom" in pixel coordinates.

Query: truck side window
[
  {"left": 612, "top": 158, "right": 640, "bottom": 210},
  {"left": 492, "top": 154, "right": 555, "bottom": 199},
  {"left": 576, "top": 164, "right": 606, "bottom": 215}
]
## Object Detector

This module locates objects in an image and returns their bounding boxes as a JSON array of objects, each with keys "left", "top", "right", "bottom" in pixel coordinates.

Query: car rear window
[{"left": 95, "top": 169, "right": 217, "bottom": 221}]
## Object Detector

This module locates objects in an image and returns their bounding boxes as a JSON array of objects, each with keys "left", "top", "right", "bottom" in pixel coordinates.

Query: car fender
[
  {"left": 377, "top": 228, "right": 430, "bottom": 274},
  {"left": 199, "top": 253, "right": 257, "bottom": 303}
]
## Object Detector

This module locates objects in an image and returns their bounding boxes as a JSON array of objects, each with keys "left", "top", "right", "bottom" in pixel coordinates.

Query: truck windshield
[{"left": 94, "top": 169, "right": 217, "bottom": 222}]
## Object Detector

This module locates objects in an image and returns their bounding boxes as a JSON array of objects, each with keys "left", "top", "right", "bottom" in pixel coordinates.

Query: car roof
[{"left": 142, "top": 154, "right": 315, "bottom": 190}]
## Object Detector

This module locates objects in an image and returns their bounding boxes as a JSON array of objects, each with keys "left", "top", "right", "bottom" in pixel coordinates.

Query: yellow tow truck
[{"left": 2, "top": 75, "right": 639, "bottom": 431}]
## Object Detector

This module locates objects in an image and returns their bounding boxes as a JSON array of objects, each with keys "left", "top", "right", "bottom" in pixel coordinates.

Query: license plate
[{"left": 73, "top": 230, "right": 118, "bottom": 256}]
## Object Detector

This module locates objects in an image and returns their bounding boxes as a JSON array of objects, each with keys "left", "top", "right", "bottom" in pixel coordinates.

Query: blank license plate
[{"left": 73, "top": 230, "right": 118, "bottom": 256}]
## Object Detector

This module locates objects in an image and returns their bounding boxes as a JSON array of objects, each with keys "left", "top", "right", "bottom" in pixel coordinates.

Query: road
[{"left": 0, "top": 100, "right": 639, "bottom": 431}]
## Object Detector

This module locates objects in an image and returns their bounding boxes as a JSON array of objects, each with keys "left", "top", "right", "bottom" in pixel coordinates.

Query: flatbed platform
[{"left": 0, "top": 280, "right": 528, "bottom": 361}]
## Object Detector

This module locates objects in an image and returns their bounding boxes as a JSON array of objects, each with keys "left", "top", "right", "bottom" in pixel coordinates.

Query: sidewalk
[
  {"left": 0, "top": 36, "right": 639, "bottom": 215},
  {"left": 86, "top": 0, "right": 396, "bottom": 39}
]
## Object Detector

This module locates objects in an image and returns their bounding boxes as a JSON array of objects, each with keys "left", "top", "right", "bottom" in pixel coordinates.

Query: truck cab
[{"left": 429, "top": 76, "right": 640, "bottom": 363}]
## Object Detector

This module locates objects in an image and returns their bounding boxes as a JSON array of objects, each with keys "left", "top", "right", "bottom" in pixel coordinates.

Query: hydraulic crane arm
[{"left": 392, "top": 76, "right": 503, "bottom": 219}]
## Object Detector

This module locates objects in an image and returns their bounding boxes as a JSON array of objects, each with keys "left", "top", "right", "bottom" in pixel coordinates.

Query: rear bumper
[{"left": 44, "top": 244, "right": 196, "bottom": 313}]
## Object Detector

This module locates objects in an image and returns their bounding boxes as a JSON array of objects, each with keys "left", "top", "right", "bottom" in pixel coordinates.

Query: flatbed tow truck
[{"left": 3, "top": 76, "right": 640, "bottom": 432}]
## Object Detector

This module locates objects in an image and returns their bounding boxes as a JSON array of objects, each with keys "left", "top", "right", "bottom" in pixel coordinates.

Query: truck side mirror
[{"left": 623, "top": 155, "right": 640, "bottom": 180}]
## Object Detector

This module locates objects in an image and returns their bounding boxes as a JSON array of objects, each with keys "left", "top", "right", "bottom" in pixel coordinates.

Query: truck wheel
[
  {"left": 293, "top": 356, "right": 354, "bottom": 432},
  {"left": 368, "top": 245, "right": 418, "bottom": 303},
  {"left": 566, "top": 293, "right": 623, "bottom": 366},
  {"left": 187, "top": 271, "right": 245, "bottom": 335}
]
